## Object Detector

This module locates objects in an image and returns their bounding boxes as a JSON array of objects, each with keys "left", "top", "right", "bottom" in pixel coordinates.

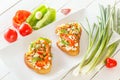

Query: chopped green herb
[
  {"left": 61, "top": 39, "right": 69, "bottom": 45},
  {"left": 32, "top": 57, "right": 42, "bottom": 63},
  {"left": 60, "top": 29, "right": 68, "bottom": 34}
]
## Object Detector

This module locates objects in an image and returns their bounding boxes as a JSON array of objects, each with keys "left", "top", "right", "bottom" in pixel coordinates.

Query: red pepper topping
[
  {"left": 37, "top": 51, "right": 44, "bottom": 55},
  {"left": 61, "top": 34, "right": 75, "bottom": 46},
  {"left": 36, "top": 61, "right": 45, "bottom": 67}
]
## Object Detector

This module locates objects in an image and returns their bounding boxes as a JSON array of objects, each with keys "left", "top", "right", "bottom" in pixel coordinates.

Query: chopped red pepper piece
[
  {"left": 36, "top": 61, "right": 45, "bottom": 67},
  {"left": 13, "top": 10, "right": 31, "bottom": 30}
]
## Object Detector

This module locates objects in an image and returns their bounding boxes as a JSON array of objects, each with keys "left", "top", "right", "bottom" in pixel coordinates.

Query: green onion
[{"left": 73, "top": 3, "right": 120, "bottom": 75}]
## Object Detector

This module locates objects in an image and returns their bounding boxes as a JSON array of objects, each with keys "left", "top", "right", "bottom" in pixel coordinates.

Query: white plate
[{"left": 0, "top": 8, "right": 89, "bottom": 80}]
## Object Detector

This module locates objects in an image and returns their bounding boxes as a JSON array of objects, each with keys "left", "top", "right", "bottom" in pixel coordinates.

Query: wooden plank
[
  {"left": 0, "top": 0, "right": 20, "bottom": 15},
  {"left": 0, "top": 59, "right": 9, "bottom": 79}
]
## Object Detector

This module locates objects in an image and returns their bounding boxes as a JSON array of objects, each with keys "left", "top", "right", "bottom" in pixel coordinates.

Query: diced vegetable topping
[
  {"left": 26, "top": 37, "right": 52, "bottom": 69},
  {"left": 56, "top": 22, "right": 81, "bottom": 51}
]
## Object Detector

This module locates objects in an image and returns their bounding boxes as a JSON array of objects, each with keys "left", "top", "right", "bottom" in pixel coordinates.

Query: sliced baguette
[
  {"left": 56, "top": 22, "right": 82, "bottom": 56},
  {"left": 24, "top": 37, "right": 52, "bottom": 74}
]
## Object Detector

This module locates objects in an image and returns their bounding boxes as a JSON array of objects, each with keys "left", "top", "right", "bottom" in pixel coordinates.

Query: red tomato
[
  {"left": 19, "top": 23, "right": 32, "bottom": 36},
  {"left": 13, "top": 10, "right": 31, "bottom": 30},
  {"left": 61, "top": 8, "right": 71, "bottom": 15},
  {"left": 105, "top": 58, "right": 117, "bottom": 68},
  {"left": 4, "top": 28, "right": 18, "bottom": 43}
]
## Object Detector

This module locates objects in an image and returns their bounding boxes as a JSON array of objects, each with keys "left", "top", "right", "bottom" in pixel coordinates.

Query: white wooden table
[{"left": 0, "top": 0, "right": 120, "bottom": 80}]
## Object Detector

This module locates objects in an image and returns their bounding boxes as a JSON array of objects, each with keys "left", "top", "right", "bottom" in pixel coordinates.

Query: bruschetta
[
  {"left": 56, "top": 22, "right": 82, "bottom": 56},
  {"left": 24, "top": 37, "right": 52, "bottom": 74}
]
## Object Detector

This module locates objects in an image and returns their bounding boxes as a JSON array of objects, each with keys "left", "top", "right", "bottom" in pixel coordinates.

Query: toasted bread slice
[
  {"left": 56, "top": 22, "right": 82, "bottom": 56},
  {"left": 24, "top": 37, "right": 52, "bottom": 74}
]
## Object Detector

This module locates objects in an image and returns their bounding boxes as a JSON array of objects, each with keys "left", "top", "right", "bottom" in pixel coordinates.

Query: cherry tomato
[
  {"left": 13, "top": 10, "right": 31, "bottom": 30},
  {"left": 105, "top": 58, "right": 117, "bottom": 68},
  {"left": 61, "top": 8, "right": 71, "bottom": 15},
  {"left": 4, "top": 28, "right": 18, "bottom": 43},
  {"left": 19, "top": 23, "right": 32, "bottom": 36}
]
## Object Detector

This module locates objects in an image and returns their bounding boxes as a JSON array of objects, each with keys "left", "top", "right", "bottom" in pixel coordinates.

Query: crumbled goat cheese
[
  {"left": 43, "top": 62, "right": 50, "bottom": 69},
  {"left": 72, "top": 47, "right": 77, "bottom": 51},
  {"left": 75, "top": 43, "right": 78, "bottom": 47},
  {"left": 48, "top": 57, "right": 51, "bottom": 60},
  {"left": 33, "top": 53, "right": 39, "bottom": 57},
  {"left": 65, "top": 46, "right": 72, "bottom": 51}
]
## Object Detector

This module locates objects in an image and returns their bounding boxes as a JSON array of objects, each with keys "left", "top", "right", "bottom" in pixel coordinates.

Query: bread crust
[
  {"left": 24, "top": 54, "right": 52, "bottom": 74},
  {"left": 57, "top": 42, "right": 79, "bottom": 56}
]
